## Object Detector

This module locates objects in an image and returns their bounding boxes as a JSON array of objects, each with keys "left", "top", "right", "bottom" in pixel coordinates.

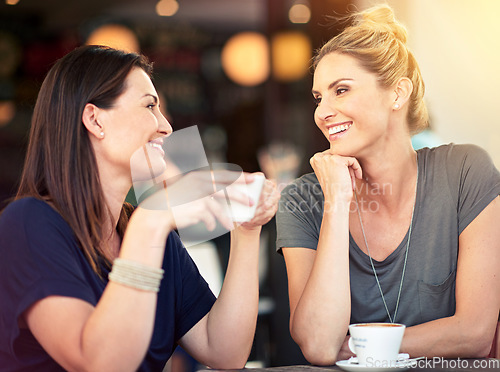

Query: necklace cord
[{"left": 354, "top": 164, "right": 418, "bottom": 324}]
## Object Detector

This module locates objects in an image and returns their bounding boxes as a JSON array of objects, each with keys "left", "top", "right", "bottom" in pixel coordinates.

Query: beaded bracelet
[{"left": 108, "top": 258, "right": 164, "bottom": 292}]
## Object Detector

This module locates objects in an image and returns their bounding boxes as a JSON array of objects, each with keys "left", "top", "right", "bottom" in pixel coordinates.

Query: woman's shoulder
[
  {"left": 418, "top": 143, "right": 497, "bottom": 173},
  {"left": 419, "top": 142, "right": 492, "bottom": 160},
  {"left": 419, "top": 143, "right": 499, "bottom": 201},
  {"left": 2, "top": 196, "right": 61, "bottom": 217},
  {"left": 0, "top": 197, "right": 69, "bottom": 237},
  {"left": 1, "top": 197, "right": 51, "bottom": 220}
]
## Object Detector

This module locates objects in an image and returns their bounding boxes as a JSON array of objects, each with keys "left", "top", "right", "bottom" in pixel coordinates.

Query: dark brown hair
[{"left": 16, "top": 45, "right": 153, "bottom": 275}]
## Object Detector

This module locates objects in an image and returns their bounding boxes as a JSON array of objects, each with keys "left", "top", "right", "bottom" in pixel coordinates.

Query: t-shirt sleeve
[
  {"left": 446, "top": 144, "right": 500, "bottom": 234},
  {"left": 0, "top": 198, "right": 97, "bottom": 357},
  {"left": 168, "top": 232, "right": 216, "bottom": 340},
  {"left": 276, "top": 175, "right": 323, "bottom": 252}
]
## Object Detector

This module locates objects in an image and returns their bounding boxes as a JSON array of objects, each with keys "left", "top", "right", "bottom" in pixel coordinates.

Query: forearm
[
  {"left": 402, "top": 314, "right": 496, "bottom": 358},
  {"left": 204, "top": 226, "right": 261, "bottom": 368},
  {"left": 81, "top": 208, "right": 171, "bottom": 371},
  {"left": 80, "top": 286, "right": 157, "bottom": 371},
  {"left": 291, "top": 207, "right": 351, "bottom": 365}
]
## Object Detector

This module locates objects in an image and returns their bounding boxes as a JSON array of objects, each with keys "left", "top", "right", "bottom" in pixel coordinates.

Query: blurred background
[{"left": 1, "top": 0, "right": 499, "bottom": 368}]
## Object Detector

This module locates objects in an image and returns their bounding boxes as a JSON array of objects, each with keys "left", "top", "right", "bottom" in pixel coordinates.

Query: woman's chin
[
  {"left": 130, "top": 148, "right": 168, "bottom": 183},
  {"left": 329, "top": 141, "right": 360, "bottom": 158},
  {"left": 133, "top": 163, "right": 167, "bottom": 183}
]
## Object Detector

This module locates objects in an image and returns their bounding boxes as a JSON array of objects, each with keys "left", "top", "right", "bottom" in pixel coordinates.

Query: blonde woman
[{"left": 277, "top": 4, "right": 500, "bottom": 365}]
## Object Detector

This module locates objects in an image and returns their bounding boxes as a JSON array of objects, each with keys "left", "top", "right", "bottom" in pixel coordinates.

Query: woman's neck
[
  {"left": 98, "top": 165, "right": 132, "bottom": 244},
  {"left": 355, "top": 144, "right": 417, "bottom": 212}
]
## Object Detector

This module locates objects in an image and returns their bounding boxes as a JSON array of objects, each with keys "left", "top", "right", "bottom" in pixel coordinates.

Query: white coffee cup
[
  {"left": 226, "top": 173, "right": 265, "bottom": 222},
  {"left": 348, "top": 323, "right": 406, "bottom": 367}
]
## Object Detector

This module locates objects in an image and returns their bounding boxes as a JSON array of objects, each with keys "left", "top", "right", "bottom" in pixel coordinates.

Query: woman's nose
[
  {"left": 158, "top": 113, "right": 173, "bottom": 137},
  {"left": 315, "top": 100, "right": 337, "bottom": 122}
]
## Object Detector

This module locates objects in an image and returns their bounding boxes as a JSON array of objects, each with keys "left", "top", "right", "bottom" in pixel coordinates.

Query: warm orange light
[
  {"left": 289, "top": 3, "right": 311, "bottom": 24},
  {"left": 156, "top": 0, "right": 179, "bottom": 17},
  {"left": 6, "top": 0, "right": 20, "bottom": 5},
  {"left": 0, "top": 101, "right": 15, "bottom": 127},
  {"left": 272, "top": 31, "right": 312, "bottom": 82},
  {"left": 86, "top": 24, "right": 140, "bottom": 53},
  {"left": 221, "top": 32, "right": 270, "bottom": 87}
]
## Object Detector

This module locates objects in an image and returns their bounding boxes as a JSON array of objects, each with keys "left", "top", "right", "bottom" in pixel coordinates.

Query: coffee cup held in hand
[
  {"left": 226, "top": 174, "right": 265, "bottom": 223},
  {"left": 348, "top": 323, "right": 405, "bottom": 367}
]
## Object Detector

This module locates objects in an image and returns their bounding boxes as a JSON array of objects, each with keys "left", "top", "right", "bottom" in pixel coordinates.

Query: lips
[
  {"left": 147, "top": 139, "right": 165, "bottom": 157},
  {"left": 328, "top": 122, "right": 352, "bottom": 135},
  {"left": 327, "top": 122, "right": 353, "bottom": 140}
]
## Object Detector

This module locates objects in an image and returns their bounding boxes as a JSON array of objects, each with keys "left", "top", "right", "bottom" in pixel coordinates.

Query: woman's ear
[
  {"left": 82, "top": 103, "right": 105, "bottom": 139},
  {"left": 393, "top": 77, "right": 413, "bottom": 109}
]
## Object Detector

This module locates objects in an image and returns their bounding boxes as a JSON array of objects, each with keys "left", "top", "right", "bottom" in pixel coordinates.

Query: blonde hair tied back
[{"left": 314, "top": 4, "right": 428, "bottom": 134}]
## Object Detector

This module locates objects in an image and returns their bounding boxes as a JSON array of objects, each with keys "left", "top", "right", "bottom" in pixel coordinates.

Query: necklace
[{"left": 354, "top": 163, "right": 418, "bottom": 324}]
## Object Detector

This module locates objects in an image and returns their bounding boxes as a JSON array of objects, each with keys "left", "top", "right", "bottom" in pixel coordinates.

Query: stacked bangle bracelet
[{"left": 108, "top": 258, "right": 164, "bottom": 292}]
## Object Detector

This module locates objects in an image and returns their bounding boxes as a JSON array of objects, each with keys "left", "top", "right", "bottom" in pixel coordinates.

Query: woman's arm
[
  {"left": 24, "top": 208, "right": 171, "bottom": 372},
  {"left": 401, "top": 196, "right": 500, "bottom": 357},
  {"left": 179, "top": 179, "right": 280, "bottom": 369},
  {"left": 24, "top": 178, "right": 239, "bottom": 372},
  {"left": 283, "top": 207, "right": 351, "bottom": 366},
  {"left": 179, "top": 226, "right": 261, "bottom": 369},
  {"left": 279, "top": 152, "right": 362, "bottom": 365}
]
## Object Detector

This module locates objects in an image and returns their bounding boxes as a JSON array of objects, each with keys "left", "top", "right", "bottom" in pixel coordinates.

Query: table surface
[{"left": 198, "top": 358, "right": 500, "bottom": 372}]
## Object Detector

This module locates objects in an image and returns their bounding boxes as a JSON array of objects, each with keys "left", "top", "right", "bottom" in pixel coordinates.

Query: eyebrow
[
  {"left": 142, "top": 93, "right": 158, "bottom": 103},
  {"left": 311, "top": 78, "right": 354, "bottom": 95}
]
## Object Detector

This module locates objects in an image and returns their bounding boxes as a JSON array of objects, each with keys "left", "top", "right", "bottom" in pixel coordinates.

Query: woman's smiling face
[
  {"left": 97, "top": 67, "right": 172, "bottom": 181},
  {"left": 312, "top": 52, "right": 395, "bottom": 157}
]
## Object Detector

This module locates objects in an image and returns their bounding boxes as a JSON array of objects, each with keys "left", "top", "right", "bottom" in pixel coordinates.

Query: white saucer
[{"left": 336, "top": 357, "right": 412, "bottom": 372}]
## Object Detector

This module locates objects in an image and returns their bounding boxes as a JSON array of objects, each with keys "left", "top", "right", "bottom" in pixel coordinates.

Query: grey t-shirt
[{"left": 276, "top": 144, "right": 500, "bottom": 326}]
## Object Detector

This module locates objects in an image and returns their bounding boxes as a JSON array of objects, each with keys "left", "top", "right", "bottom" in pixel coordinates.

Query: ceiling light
[
  {"left": 272, "top": 31, "right": 311, "bottom": 81},
  {"left": 289, "top": 3, "right": 311, "bottom": 24},
  {"left": 86, "top": 24, "right": 140, "bottom": 53},
  {"left": 221, "top": 32, "right": 270, "bottom": 87},
  {"left": 156, "top": 0, "right": 179, "bottom": 17}
]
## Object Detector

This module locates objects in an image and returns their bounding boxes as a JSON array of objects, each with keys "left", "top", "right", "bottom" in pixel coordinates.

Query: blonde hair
[{"left": 313, "top": 4, "right": 428, "bottom": 134}]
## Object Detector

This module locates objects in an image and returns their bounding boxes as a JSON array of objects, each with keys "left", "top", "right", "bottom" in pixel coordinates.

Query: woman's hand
[
  {"left": 239, "top": 174, "right": 280, "bottom": 231},
  {"left": 338, "top": 335, "right": 356, "bottom": 361},
  {"left": 140, "top": 170, "right": 277, "bottom": 234},
  {"left": 309, "top": 150, "right": 363, "bottom": 204}
]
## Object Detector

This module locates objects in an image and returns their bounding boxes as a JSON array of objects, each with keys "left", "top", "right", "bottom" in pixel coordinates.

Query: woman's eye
[
  {"left": 336, "top": 88, "right": 347, "bottom": 95},
  {"left": 313, "top": 96, "right": 321, "bottom": 105},
  {"left": 147, "top": 103, "right": 156, "bottom": 110}
]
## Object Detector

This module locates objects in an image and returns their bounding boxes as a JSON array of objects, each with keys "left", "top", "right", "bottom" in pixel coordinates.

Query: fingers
[
  {"left": 310, "top": 151, "right": 363, "bottom": 185},
  {"left": 170, "top": 193, "right": 234, "bottom": 232},
  {"left": 153, "top": 170, "right": 277, "bottom": 233},
  {"left": 224, "top": 172, "right": 266, "bottom": 207},
  {"left": 224, "top": 186, "right": 254, "bottom": 207},
  {"left": 207, "top": 193, "right": 234, "bottom": 231},
  {"left": 349, "top": 167, "right": 356, "bottom": 191},
  {"left": 210, "top": 169, "right": 247, "bottom": 186},
  {"left": 199, "top": 204, "right": 217, "bottom": 231},
  {"left": 242, "top": 179, "right": 280, "bottom": 228},
  {"left": 346, "top": 157, "right": 363, "bottom": 180}
]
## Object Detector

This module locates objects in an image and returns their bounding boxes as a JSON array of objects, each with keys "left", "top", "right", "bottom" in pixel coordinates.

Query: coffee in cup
[{"left": 348, "top": 323, "right": 405, "bottom": 367}]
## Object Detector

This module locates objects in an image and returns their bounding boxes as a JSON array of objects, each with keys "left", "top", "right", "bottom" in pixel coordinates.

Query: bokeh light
[
  {"left": 156, "top": 0, "right": 179, "bottom": 17},
  {"left": 272, "top": 31, "right": 311, "bottom": 82},
  {"left": 289, "top": 3, "right": 311, "bottom": 24},
  {"left": 86, "top": 24, "right": 140, "bottom": 53},
  {"left": 221, "top": 32, "right": 270, "bottom": 87}
]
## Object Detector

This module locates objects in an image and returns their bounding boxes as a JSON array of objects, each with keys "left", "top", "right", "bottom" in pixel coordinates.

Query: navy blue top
[{"left": 0, "top": 197, "right": 216, "bottom": 372}]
